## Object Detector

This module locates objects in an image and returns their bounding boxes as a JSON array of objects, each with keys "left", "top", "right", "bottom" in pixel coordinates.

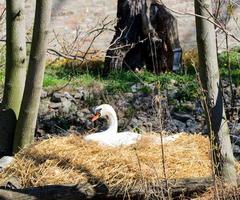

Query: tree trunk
[
  {"left": 194, "top": 0, "right": 237, "bottom": 186},
  {"left": 0, "top": 0, "right": 26, "bottom": 156},
  {"left": 13, "top": 0, "right": 52, "bottom": 153},
  {"left": 104, "top": 0, "right": 182, "bottom": 75}
]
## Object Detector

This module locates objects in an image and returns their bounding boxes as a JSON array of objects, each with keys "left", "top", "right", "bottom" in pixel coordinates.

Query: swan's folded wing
[{"left": 84, "top": 131, "right": 141, "bottom": 147}]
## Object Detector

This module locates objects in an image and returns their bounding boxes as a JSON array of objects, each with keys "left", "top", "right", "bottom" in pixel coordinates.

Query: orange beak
[{"left": 91, "top": 112, "right": 100, "bottom": 122}]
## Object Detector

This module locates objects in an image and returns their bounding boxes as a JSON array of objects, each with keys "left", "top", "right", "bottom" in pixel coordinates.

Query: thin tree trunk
[
  {"left": 13, "top": 0, "right": 52, "bottom": 153},
  {"left": 194, "top": 0, "right": 237, "bottom": 185},
  {"left": 0, "top": 0, "right": 26, "bottom": 155}
]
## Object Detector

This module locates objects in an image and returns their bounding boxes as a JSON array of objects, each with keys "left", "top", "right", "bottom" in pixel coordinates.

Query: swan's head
[{"left": 91, "top": 104, "right": 116, "bottom": 122}]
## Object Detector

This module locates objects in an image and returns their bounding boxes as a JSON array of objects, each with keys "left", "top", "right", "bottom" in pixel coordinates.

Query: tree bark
[
  {"left": 104, "top": 0, "right": 182, "bottom": 75},
  {"left": 13, "top": 0, "right": 52, "bottom": 153},
  {"left": 194, "top": 0, "right": 237, "bottom": 186},
  {"left": 0, "top": 0, "right": 27, "bottom": 156},
  {"left": 0, "top": 178, "right": 213, "bottom": 200}
]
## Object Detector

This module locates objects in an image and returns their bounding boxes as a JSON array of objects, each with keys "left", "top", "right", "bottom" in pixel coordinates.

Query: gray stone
[
  {"left": 38, "top": 100, "right": 50, "bottom": 115},
  {"left": 125, "top": 92, "right": 134, "bottom": 98},
  {"left": 51, "top": 92, "right": 62, "bottom": 103},
  {"left": 77, "top": 88, "right": 90, "bottom": 100},
  {"left": 168, "top": 88, "right": 178, "bottom": 99},
  {"left": 43, "top": 111, "right": 56, "bottom": 120},
  {"left": 74, "top": 92, "right": 83, "bottom": 99},
  {"left": 172, "top": 111, "right": 194, "bottom": 122},
  {"left": 195, "top": 115, "right": 203, "bottom": 122},
  {"left": 173, "top": 119, "right": 186, "bottom": 132},
  {"left": 130, "top": 118, "right": 142, "bottom": 127},
  {"left": 59, "top": 100, "right": 72, "bottom": 114},
  {"left": 0, "top": 156, "right": 14, "bottom": 170},
  {"left": 77, "top": 111, "right": 84, "bottom": 118},
  {"left": 117, "top": 110, "right": 125, "bottom": 118},
  {"left": 233, "top": 144, "right": 240, "bottom": 160},
  {"left": 231, "top": 123, "right": 240, "bottom": 136},
  {"left": 64, "top": 92, "right": 76, "bottom": 103},
  {"left": 2, "top": 176, "right": 21, "bottom": 189},
  {"left": 181, "top": 101, "right": 195, "bottom": 111},
  {"left": 41, "top": 89, "right": 48, "bottom": 98},
  {"left": 49, "top": 102, "right": 62, "bottom": 109},
  {"left": 131, "top": 83, "right": 142, "bottom": 93},
  {"left": 80, "top": 108, "right": 91, "bottom": 114},
  {"left": 186, "top": 119, "right": 196, "bottom": 127}
]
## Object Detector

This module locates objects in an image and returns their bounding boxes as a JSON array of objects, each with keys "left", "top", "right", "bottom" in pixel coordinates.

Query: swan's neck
[{"left": 105, "top": 111, "right": 118, "bottom": 134}]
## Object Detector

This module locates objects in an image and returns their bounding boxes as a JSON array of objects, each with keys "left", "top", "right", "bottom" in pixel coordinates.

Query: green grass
[
  {"left": 0, "top": 48, "right": 238, "bottom": 102},
  {"left": 43, "top": 64, "right": 199, "bottom": 102},
  {"left": 220, "top": 67, "right": 240, "bottom": 86},
  {"left": 217, "top": 50, "right": 240, "bottom": 86},
  {"left": 218, "top": 51, "right": 240, "bottom": 69}
]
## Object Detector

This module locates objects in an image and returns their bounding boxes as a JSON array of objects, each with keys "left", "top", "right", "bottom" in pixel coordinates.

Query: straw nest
[{"left": 0, "top": 133, "right": 238, "bottom": 194}]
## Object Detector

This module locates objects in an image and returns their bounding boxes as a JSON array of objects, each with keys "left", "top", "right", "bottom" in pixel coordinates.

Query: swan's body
[{"left": 84, "top": 104, "right": 141, "bottom": 147}]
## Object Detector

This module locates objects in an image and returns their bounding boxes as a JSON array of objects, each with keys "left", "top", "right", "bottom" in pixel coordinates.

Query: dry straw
[{"left": 0, "top": 133, "right": 238, "bottom": 195}]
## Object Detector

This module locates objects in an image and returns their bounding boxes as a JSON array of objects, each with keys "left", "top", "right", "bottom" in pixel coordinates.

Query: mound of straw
[{"left": 0, "top": 133, "right": 233, "bottom": 194}]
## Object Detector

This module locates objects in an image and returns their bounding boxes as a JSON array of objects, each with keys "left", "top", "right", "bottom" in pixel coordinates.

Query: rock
[
  {"left": 77, "top": 88, "right": 90, "bottom": 100},
  {"left": 35, "top": 128, "right": 46, "bottom": 140},
  {"left": 195, "top": 115, "right": 204, "bottom": 122},
  {"left": 164, "top": 120, "right": 178, "bottom": 132},
  {"left": 41, "top": 89, "right": 48, "bottom": 98},
  {"left": 173, "top": 119, "right": 186, "bottom": 132},
  {"left": 202, "top": 125, "right": 208, "bottom": 135},
  {"left": 231, "top": 134, "right": 240, "bottom": 146},
  {"left": 130, "top": 118, "right": 142, "bottom": 127},
  {"left": 74, "top": 92, "right": 83, "bottom": 99},
  {"left": 231, "top": 124, "right": 240, "bottom": 136},
  {"left": 221, "top": 79, "right": 229, "bottom": 88},
  {"left": 85, "top": 120, "right": 93, "bottom": 129},
  {"left": 64, "top": 92, "right": 76, "bottom": 103},
  {"left": 181, "top": 101, "right": 195, "bottom": 112},
  {"left": 49, "top": 102, "right": 62, "bottom": 109},
  {"left": 172, "top": 111, "right": 194, "bottom": 122},
  {"left": 142, "top": 122, "right": 153, "bottom": 132},
  {"left": 169, "top": 79, "right": 177, "bottom": 86},
  {"left": 38, "top": 100, "right": 50, "bottom": 115},
  {"left": 117, "top": 110, "right": 125, "bottom": 118},
  {"left": 186, "top": 119, "right": 197, "bottom": 133},
  {"left": 77, "top": 111, "right": 84, "bottom": 118},
  {"left": 186, "top": 119, "right": 196, "bottom": 127},
  {"left": 0, "top": 156, "right": 14, "bottom": 171},
  {"left": 1, "top": 176, "right": 21, "bottom": 189},
  {"left": 80, "top": 108, "right": 91, "bottom": 114},
  {"left": 131, "top": 83, "right": 142, "bottom": 93},
  {"left": 125, "top": 92, "right": 134, "bottom": 98},
  {"left": 42, "top": 111, "right": 56, "bottom": 120},
  {"left": 168, "top": 88, "right": 178, "bottom": 99},
  {"left": 59, "top": 100, "right": 72, "bottom": 114},
  {"left": 50, "top": 92, "right": 62, "bottom": 103},
  {"left": 233, "top": 144, "right": 240, "bottom": 160}
]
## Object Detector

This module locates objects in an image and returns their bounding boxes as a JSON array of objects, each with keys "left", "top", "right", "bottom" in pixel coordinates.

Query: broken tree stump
[{"left": 104, "top": 0, "right": 182, "bottom": 75}]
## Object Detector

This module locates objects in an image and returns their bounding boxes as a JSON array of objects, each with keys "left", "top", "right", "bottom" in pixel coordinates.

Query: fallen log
[{"left": 0, "top": 177, "right": 213, "bottom": 200}]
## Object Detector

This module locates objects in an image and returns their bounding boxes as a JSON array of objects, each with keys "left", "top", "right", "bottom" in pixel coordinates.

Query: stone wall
[{"left": 0, "top": 0, "right": 239, "bottom": 53}]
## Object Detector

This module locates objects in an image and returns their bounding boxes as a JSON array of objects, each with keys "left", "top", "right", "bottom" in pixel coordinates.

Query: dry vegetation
[
  {"left": 0, "top": 133, "right": 218, "bottom": 193},
  {"left": 1, "top": 134, "right": 240, "bottom": 199}
]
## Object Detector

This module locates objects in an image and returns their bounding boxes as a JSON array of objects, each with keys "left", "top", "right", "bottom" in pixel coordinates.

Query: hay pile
[{"left": 0, "top": 133, "right": 220, "bottom": 193}]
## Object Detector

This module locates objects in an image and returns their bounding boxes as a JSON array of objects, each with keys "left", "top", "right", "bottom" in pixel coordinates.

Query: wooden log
[{"left": 0, "top": 178, "right": 213, "bottom": 200}]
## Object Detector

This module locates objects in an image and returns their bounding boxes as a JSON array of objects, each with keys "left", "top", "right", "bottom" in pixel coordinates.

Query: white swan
[{"left": 84, "top": 104, "right": 141, "bottom": 147}]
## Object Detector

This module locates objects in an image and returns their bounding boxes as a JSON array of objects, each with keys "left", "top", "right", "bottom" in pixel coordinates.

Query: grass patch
[
  {"left": 43, "top": 61, "right": 199, "bottom": 101},
  {"left": 218, "top": 50, "right": 240, "bottom": 86}
]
